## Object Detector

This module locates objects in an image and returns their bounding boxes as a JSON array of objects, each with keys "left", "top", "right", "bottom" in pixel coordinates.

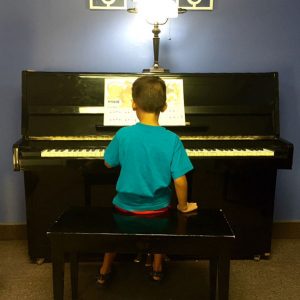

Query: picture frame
[
  {"left": 89, "top": 0, "right": 214, "bottom": 11},
  {"left": 178, "top": 0, "right": 214, "bottom": 11},
  {"left": 89, "top": 0, "right": 127, "bottom": 10}
]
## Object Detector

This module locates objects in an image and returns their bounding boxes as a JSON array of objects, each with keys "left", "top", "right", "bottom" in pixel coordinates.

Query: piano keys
[
  {"left": 13, "top": 71, "right": 293, "bottom": 261},
  {"left": 41, "top": 148, "right": 105, "bottom": 158},
  {"left": 39, "top": 147, "right": 274, "bottom": 158},
  {"left": 15, "top": 137, "right": 290, "bottom": 169},
  {"left": 35, "top": 135, "right": 277, "bottom": 158}
]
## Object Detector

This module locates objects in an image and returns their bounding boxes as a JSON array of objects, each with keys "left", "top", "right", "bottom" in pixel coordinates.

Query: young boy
[{"left": 97, "top": 75, "right": 197, "bottom": 284}]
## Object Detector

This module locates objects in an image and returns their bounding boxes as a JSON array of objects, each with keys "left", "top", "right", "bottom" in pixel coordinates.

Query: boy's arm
[
  {"left": 104, "top": 161, "right": 113, "bottom": 168},
  {"left": 103, "top": 133, "right": 120, "bottom": 168},
  {"left": 174, "top": 175, "right": 198, "bottom": 213}
]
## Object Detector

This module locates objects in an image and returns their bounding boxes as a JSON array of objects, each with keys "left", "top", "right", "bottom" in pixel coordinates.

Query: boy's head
[{"left": 132, "top": 76, "right": 167, "bottom": 114}]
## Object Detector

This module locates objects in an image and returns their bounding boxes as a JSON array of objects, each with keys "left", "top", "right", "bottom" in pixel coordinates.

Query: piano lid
[{"left": 22, "top": 71, "right": 279, "bottom": 138}]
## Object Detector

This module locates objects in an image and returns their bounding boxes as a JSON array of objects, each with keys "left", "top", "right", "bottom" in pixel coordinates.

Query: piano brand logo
[{"left": 89, "top": 0, "right": 214, "bottom": 11}]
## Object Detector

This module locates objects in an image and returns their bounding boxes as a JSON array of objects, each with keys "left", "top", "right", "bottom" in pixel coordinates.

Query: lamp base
[{"left": 143, "top": 67, "right": 170, "bottom": 73}]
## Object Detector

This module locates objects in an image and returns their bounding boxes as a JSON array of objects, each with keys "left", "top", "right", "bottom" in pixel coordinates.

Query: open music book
[{"left": 104, "top": 77, "right": 185, "bottom": 126}]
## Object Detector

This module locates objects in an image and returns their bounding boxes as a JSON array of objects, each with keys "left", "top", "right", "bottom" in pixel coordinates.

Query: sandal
[
  {"left": 96, "top": 271, "right": 112, "bottom": 286},
  {"left": 150, "top": 269, "right": 164, "bottom": 282}
]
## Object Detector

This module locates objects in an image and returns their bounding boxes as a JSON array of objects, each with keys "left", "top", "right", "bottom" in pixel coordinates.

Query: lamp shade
[{"left": 136, "top": 0, "right": 178, "bottom": 24}]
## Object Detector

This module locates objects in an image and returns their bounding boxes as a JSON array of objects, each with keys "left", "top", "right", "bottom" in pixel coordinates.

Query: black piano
[{"left": 13, "top": 71, "right": 293, "bottom": 261}]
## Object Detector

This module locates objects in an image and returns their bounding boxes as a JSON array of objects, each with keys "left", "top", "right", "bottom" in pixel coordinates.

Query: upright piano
[{"left": 13, "top": 71, "right": 293, "bottom": 261}]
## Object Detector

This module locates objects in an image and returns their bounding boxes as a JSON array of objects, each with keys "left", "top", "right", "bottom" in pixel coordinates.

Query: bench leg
[
  {"left": 70, "top": 253, "right": 78, "bottom": 300},
  {"left": 51, "top": 244, "right": 65, "bottom": 300},
  {"left": 209, "top": 258, "right": 217, "bottom": 300},
  {"left": 217, "top": 254, "right": 230, "bottom": 300}
]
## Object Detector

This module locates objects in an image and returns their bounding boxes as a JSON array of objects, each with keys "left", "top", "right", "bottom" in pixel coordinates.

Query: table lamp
[{"left": 128, "top": 0, "right": 185, "bottom": 73}]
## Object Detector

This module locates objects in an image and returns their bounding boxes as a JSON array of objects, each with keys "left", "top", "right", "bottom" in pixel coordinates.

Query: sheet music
[{"left": 104, "top": 77, "right": 185, "bottom": 126}]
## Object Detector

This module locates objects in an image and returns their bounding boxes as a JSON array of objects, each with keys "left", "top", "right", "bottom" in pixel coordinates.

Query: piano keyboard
[
  {"left": 41, "top": 148, "right": 274, "bottom": 158},
  {"left": 41, "top": 149, "right": 105, "bottom": 158},
  {"left": 186, "top": 148, "right": 274, "bottom": 157}
]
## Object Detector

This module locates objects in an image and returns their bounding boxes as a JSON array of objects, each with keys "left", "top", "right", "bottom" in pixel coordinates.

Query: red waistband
[{"left": 114, "top": 205, "right": 169, "bottom": 215}]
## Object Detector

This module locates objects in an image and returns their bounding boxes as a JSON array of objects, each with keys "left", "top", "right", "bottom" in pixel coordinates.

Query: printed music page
[{"left": 104, "top": 77, "right": 185, "bottom": 126}]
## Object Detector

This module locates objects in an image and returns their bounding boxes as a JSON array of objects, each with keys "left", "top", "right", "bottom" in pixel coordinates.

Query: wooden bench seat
[{"left": 47, "top": 207, "right": 235, "bottom": 300}]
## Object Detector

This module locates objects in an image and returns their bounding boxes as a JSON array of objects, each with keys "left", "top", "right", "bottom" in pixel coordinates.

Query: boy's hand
[{"left": 177, "top": 202, "right": 198, "bottom": 213}]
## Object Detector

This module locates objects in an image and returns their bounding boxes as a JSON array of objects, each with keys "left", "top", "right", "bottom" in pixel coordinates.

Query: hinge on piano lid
[{"left": 13, "top": 146, "right": 20, "bottom": 171}]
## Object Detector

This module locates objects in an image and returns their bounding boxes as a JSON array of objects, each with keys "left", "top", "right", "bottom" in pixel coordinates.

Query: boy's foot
[
  {"left": 96, "top": 265, "right": 113, "bottom": 286},
  {"left": 150, "top": 268, "right": 164, "bottom": 282},
  {"left": 96, "top": 271, "right": 112, "bottom": 286},
  {"left": 134, "top": 253, "right": 142, "bottom": 263}
]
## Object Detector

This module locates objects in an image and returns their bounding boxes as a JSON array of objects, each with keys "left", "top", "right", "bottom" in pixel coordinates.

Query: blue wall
[{"left": 0, "top": 0, "right": 299, "bottom": 223}]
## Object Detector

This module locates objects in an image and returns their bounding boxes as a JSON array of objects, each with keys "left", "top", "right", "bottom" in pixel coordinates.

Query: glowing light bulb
[{"left": 137, "top": 0, "right": 178, "bottom": 24}]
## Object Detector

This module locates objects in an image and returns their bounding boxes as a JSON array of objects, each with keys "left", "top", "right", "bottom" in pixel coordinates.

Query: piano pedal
[
  {"left": 35, "top": 258, "right": 45, "bottom": 265},
  {"left": 253, "top": 255, "right": 261, "bottom": 261},
  {"left": 133, "top": 253, "right": 143, "bottom": 263},
  {"left": 164, "top": 255, "right": 171, "bottom": 262},
  {"left": 134, "top": 253, "right": 170, "bottom": 265},
  {"left": 145, "top": 253, "right": 152, "bottom": 267},
  {"left": 254, "top": 253, "right": 271, "bottom": 261},
  {"left": 134, "top": 253, "right": 153, "bottom": 267}
]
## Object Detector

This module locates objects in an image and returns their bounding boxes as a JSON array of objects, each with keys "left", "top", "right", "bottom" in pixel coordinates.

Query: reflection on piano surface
[{"left": 13, "top": 71, "right": 293, "bottom": 260}]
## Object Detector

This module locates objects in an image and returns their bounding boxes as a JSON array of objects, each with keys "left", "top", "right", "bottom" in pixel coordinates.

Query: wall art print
[{"left": 89, "top": 0, "right": 214, "bottom": 11}]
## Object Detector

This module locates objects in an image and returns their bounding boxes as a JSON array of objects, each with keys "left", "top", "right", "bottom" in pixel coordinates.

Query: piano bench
[{"left": 47, "top": 207, "right": 235, "bottom": 300}]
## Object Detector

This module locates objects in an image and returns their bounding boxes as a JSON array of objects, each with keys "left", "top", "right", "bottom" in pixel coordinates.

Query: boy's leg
[
  {"left": 97, "top": 252, "right": 117, "bottom": 285},
  {"left": 153, "top": 253, "right": 163, "bottom": 272},
  {"left": 152, "top": 253, "right": 164, "bottom": 281},
  {"left": 100, "top": 252, "right": 116, "bottom": 275}
]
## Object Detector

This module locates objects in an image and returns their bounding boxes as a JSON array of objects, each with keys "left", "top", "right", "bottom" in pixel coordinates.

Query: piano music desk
[{"left": 47, "top": 207, "right": 235, "bottom": 300}]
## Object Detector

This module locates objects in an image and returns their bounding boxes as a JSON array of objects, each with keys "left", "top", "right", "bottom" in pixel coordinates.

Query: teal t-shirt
[{"left": 104, "top": 122, "right": 193, "bottom": 212}]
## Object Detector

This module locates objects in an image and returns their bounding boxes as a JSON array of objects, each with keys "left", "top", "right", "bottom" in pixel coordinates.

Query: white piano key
[
  {"left": 185, "top": 148, "right": 274, "bottom": 157},
  {"left": 41, "top": 147, "right": 274, "bottom": 158},
  {"left": 41, "top": 148, "right": 106, "bottom": 158}
]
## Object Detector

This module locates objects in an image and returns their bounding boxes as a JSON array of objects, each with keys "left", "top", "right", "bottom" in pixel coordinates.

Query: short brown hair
[{"left": 132, "top": 76, "right": 166, "bottom": 114}]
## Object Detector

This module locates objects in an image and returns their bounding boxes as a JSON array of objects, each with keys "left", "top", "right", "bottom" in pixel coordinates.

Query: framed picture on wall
[
  {"left": 178, "top": 1, "right": 214, "bottom": 10},
  {"left": 89, "top": 0, "right": 127, "bottom": 10},
  {"left": 89, "top": 0, "right": 214, "bottom": 11}
]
